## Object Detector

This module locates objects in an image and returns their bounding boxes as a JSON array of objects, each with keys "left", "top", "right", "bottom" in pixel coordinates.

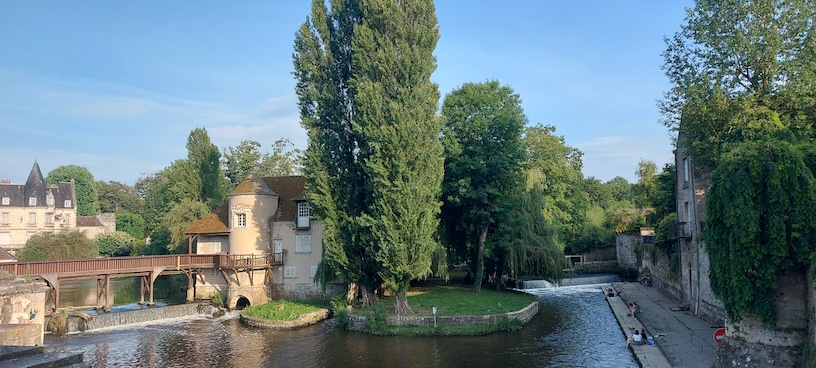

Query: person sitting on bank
[
  {"left": 628, "top": 302, "right": 636, "bottom": 316},
  {"left": 605, "top": 288, "right": 615, "bottom": 299},
  {"left": 627, "top": 329, "right": 644, "bottom": 347}
]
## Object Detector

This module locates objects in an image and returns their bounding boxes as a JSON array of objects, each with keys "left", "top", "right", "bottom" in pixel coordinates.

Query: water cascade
[
  {"left": 516, "top": 273, "right": 622, "bottom": 289},
  {"left": 49, "top": 303, "right": 221, "bottom": 333}
]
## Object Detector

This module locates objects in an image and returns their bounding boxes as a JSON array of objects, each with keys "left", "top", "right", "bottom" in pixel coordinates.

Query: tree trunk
[
  {"left": 473, "top": 226, "right": 488, "bottom": 292},
  {"left": 346, "top": 282, "right": 359, "bottom": 304},
  {"left": 394, "top": 291, "right": 413, "bottom": 315},
  {"left": 361, "top": 286, "right": 379, "bottom": 307}
]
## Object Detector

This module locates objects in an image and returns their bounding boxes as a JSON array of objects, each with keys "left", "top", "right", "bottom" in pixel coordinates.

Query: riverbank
[{"left": 607, "top": 282, "right": 719, "bottom": 367}]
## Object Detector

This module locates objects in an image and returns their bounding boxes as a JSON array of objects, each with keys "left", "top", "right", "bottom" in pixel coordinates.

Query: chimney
[{"left": 0, "top": 179, "right": 10, "bottom": 184}]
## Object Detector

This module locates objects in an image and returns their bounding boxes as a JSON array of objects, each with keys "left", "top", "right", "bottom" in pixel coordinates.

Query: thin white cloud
[{"left": 577, "top": 135, "right": 674, "bottom": 182}]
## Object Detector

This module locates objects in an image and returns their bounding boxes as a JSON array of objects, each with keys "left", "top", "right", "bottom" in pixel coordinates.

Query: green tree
[
  {"left": 604, "top": 176, "right": 632, "bottom": 203},
  {"left": 441, "top": 80, "right": 527, "bottom": 292},
  {"left": 187, "top": 127, "right": 226, "bottom": 209},
  {"left": 17, "top": 230, "right": 98, "bottom": 261},
  {"left": 524, "top": 124, "right": 589, "bottom": 246},
  {"left": 632, "top": 160, "right": 657, "bottom": 209},
  {"left": 46, "top": 165, "right": 99, "bottom": 216},
  {"left": 661, "top": 0, "right": 816, "bottom": 169},
  {"left": 352, "top": 0, "right": 443, "bottom": 314},
  {"left": 294, "top": 0, "right": 382, "bottom": 306},
  {"left": 163, "top": 200, "right": 210, "bottom": 253},
  {"left": 96, "top": 180, "right": 143, "bottom": 214},
  {"left": 116, "top": 212, "right": 146, "bottom": 240},
  {"left": 706, "top": 140, "right": 816, "bottom": 324},
  {"left": 222, "top": 138, "right": 303, "bottom": 188},
  {"left": 96, "top": 231, "right": 136, "bottom": 257}
]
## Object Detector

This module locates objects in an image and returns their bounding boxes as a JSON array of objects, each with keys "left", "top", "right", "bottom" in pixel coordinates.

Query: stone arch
[{"left": 232, "top": 295, "right": 252, "bottom": 310}]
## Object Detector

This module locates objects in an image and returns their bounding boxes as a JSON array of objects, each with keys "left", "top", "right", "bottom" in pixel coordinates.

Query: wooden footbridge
[{"left": 0, "top": 253, "right": 282, "bottom": 311}]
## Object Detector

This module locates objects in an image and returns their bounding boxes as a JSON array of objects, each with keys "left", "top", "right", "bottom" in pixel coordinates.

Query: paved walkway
[{"left": 607, "top": 282, "right": 720, "bottom": 368}]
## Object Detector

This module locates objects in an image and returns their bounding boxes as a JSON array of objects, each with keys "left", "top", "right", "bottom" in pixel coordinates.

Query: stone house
[
  {"left": 185, "top": 174, "right": 332, "bottom": 308},
  {"left": 0, "top": 162, "right": 78, "bottom": 255},
  {"left": 0, "top": 162, "right": 115, "bottom": 255}
]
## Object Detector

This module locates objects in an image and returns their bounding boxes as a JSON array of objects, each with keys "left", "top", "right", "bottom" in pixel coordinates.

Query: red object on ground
[{"left": 713, "top": 328, "right": 726, "bottom": 344}]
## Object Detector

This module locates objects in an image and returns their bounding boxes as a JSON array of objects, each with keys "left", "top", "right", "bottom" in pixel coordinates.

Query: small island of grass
[
  {"left": 240, "top": 299, "right": 331, "bottom": 330},
  {"left": 341, "top": 285, "right": 539, "bottom": 336}
]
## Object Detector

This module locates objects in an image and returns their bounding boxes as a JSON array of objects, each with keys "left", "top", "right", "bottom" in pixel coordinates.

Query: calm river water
[{"left": 45, "top": 284, "right": 637, "bottom": 368}]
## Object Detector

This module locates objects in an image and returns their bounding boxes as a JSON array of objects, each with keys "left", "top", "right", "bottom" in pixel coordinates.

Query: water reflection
[
  {"left": 46, "top": 284, "right": 636, "bottom": 367},
  {"left": 57, "top": 275, "right": 187, "bottom": 312}
]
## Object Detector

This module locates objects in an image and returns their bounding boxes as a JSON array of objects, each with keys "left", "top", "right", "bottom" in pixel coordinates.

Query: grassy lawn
[
  {"left": 345, "top": 285, "right": 538, "bottom": 336},
  {"left": 379, "top": 285, "right": 536, "bottom": 316},
  {"left": 243, "top": 299, "right": 329, "bottom": 321}
]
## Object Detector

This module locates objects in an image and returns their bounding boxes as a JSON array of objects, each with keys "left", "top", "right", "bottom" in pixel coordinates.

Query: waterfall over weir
[
  {"left": 50, "top": 303, "right": 222, "bottom": 334},
  {"left": 516, "top": 273, "right": 621, "bottom": 289}
]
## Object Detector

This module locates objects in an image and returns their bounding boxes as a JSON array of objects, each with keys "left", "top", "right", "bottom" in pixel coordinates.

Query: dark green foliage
[
  {"left": 222, "top": 138, "right": 303, "bottom": 189},
  {"left": 96, "top": 231, "right": 135, "bottom": 257},
  {"left": 164, "top": 200, "right": 210, "bottom": 253},
  {"left": 46, "top": 165, "right": 99, "bottom": 216},
  {"left": 706, "top": 140, "right": 816, "bottom": 324},
  {"left": 116, "top": 212, "right": 145, "bottom": 240},
  {"left": 96, "top": 180, "right": 143, "bottom": 214},
  {"left": 352, "top": 0, "right": 444, "bottom": 312},
  {"left": 441, "top": 80, "right": 527, "bottom": 292},
  {"left": 187, "top": 128, "right": 226, "bottom": 209},
  {"left": 17, "top": 230, "right": 98, "bottom": 261}
]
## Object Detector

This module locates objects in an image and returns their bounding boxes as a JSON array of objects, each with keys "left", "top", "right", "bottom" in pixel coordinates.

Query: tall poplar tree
[
  {"left": 187, "top": 127, "right": 225, "bottom": 209},
  {"left": 294, "top": 0, "right": 381, "bottom": 305},
  {"left": 353, "top": 0, "right": 443, "bottom": 314}
]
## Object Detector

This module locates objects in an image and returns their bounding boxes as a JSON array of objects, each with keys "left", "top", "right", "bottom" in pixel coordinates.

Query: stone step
[
  {"left": 0, "top": 349, "right": 84, "bottom": 368},
  {"left": 0, "top": 345, "right": 44, "bottom": 360}
]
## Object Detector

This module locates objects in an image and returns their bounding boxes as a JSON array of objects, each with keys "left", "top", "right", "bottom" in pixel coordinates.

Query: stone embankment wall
[
  {"left": 0, "top": 277, "right": 48, "bottom": 346},
  {"left": 346, "top": 301, "right": 539, "bottom": 331},
  {"left": 49, "top": 303, "right": 219, "bottom": 334},
  {"left": 239, "top": 308, "right": 330, "bottom": 330}
]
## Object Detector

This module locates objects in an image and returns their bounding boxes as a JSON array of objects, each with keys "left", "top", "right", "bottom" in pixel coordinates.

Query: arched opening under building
[{"left": 235, "top": 296, "right": 251, "bottom": 309}]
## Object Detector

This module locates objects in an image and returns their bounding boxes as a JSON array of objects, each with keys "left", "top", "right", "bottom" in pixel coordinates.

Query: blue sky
[{"left": 0, "top": 1, "right": 692, "bottom": 185}]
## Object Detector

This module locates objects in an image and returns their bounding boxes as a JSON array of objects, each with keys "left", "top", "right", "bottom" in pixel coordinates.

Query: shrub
[
  {"left": 96, "top": 231, "right": 135, "bottom": 257},
  {"left": 17, "top": 230, "right": 98, "bottom": 261}
]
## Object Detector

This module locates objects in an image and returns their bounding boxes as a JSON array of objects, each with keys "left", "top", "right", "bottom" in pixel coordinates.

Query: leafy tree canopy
[
  {"left": 96, "top": 231, "right": 135, "bottom": 257},
  {"left": 46, "top": 165, "right": 99, "bottom": 216},
  {"left": 96, "top": 180, "right": 143, "bottom": 214}
]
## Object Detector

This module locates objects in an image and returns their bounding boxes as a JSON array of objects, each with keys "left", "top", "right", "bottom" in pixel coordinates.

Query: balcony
[{"left": 675, "top": 222, "right": 693, "bottom": 239}]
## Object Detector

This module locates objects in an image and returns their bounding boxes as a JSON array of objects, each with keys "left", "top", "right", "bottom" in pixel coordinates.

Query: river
[{"left": 44, "top": 284, "right": 636, "bottom": 367}]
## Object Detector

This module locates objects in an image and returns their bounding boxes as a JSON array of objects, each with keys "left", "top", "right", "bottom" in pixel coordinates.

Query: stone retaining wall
[
  {"left": 239, "top": 308, "right": 331, "bottom": 330},
  {"left": 347, "top": 301, "right": 539, "bottom": 331},
  {"left": 48, "top": 303, "right": 218, "bottom": 334}
]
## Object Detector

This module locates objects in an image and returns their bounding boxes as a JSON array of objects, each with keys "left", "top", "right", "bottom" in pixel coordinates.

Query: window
[
  {"left": 28, "top": 213, "right": 36, "bottom": 225},
  {"left": 297, "top": 202, "right": 311, "bottom": 228},
  {"left": 45, "top": 213, "right": 54, "bottom": 225},
  {"left": 1, "top": 197, "right": 9, "bottom": 205},
  {"left": 1, "top": 212, "right": 8, "bottom": 225},
  {"left": 26, "top": 232, "right": 35, "bottom": 241},
  {"left": 64, "top": 200, "right": 72, "bottom": 208},
  {"left": 284, "top": 266, "right": 297, "bottom": 278},
  {"left": 273, "top": 239, "right": 283, "bottom": 254},
  {"left": 236, "top": 213, "right": 247, "bottom": 228},
  {"left": 29, "top": 197, "right": 36, "bottom": 206},
  {"left": 682, "top": 158, "right": 690, "bottom": 188},
  {"left": 296, "top": 235, "right": 311, "bottom": 253},
  {"left": 0, "top": 233, "right": 8, "bottom": 245},
  {"left": 310, "top": 265, "right": 318, "bottom": 278}
]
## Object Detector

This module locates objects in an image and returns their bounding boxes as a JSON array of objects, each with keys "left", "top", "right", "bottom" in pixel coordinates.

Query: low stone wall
[
  {"left": 0, "top": 324, "right": 43, "bottom": 346},
  {"left": 347, "top": 301, "right": 539, "bottom": 332},
  {"left": 270, "top": 282, "right": 341, "bottom": 301},
  {"left": 0, "top": 276, "right": 49, "bottom": 346},
  {"left": 239, "top": 308, "right": 331, "bottom": 330}
]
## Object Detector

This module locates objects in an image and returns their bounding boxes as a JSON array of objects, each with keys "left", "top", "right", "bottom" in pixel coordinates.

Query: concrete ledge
[
  {"left": 239, "top": 308, "right": 331, "bottom": 330},
  {"left": 347, "top": 301, "right": 539, "bottom": 331},
  {"left": 606, "top": 284, "right": 672, "bottom": 368},
  {"left": 0, "top": 324, "right": 43, "bottom": 346}
]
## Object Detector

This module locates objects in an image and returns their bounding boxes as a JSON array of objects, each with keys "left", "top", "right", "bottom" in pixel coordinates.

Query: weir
[
  {"left": 48, "top": 303, "right": 221, "bottom": 334},
  {"left": 516, "top": 273, "right": 621, "bottom": 289}
]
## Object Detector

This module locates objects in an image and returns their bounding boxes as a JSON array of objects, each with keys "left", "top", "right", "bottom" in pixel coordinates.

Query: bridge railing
[{"left": 0, "top": 254, "right": 279, "bottom": 277}]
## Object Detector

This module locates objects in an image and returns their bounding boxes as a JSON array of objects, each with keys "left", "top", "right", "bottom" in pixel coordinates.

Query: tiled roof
[
  {"left": 76, "top": 216, "right": 103, "bottom": 227},
  {"left": 263, "top": 176, "right": 306, "bottom": 221},
  {"left": 185, "top": 202, "right": 230, "bottom": 235},
  {"left": 185, "top": 176, "right": 307, "bottom": 235},
  {"left": 227, "top": 173, "right": 277, "bottom": 196},
  {"left": 0, "top": 162, "right": 75, "bottom": 209},
  {"left": 0, "top": 247, "right": 16, "bottom": 262}
]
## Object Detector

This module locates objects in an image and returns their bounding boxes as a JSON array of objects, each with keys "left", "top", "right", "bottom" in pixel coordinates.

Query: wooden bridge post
[
  {"left": 96, "top": 275, "right": 111, "bottom": 312},
  {"left": 139, "top": 275, "right": 148, "bottom": 305}
]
